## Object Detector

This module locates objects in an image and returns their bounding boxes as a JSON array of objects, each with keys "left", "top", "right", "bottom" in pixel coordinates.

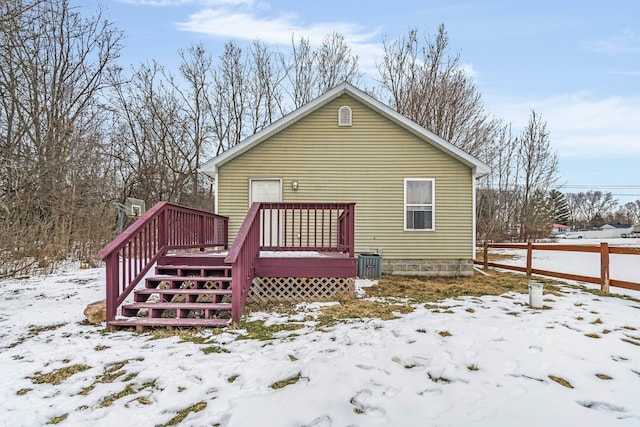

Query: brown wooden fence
[{"left": 476, "top": 242, "right": 640, "bottom": 293}]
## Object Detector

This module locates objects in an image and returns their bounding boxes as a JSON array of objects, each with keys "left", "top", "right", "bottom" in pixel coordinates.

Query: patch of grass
[
  {"left": 288, "top": 354, "right": 298, "bottom": 361},
  {"left": 16, "top": 388, "right": 32, "bottom": 396},
  {"left": 145, "top": 329, "right": 212, "bottom": 343},
  {"left": 584, "top": 333, "right": 601, "bottom": 339},
  {"left": 475, "top": 251, "right": 518, "bottom": 262},
  {"left": 590, "top": 318, "right": 603, "bottom": 325},
  {"left": 548, "top": 375, "right": 573, "bottom": 388},
  {"left": 202, "top": 345, "right": 228, "bottom": 354},
  {"left": 622, "top": 325, "right": 637, "bottom": 331},
  {"left": 99, "top": 384, "right": 137, "bottom": 407},
  {"left": 94, "top": 345, "right": 110, "bottom": 351},
  {"left": 506, "top": 311, "right": 519, "bottom": 316},
  {"left": 6, "top": 323, "right": 68, "bottom": 349},
  {"left": 416, "top": 328, "right": 427, "bottom": 333},
  {"left": 428, "top": 373, "right": 451, "bottom": 384},
  {"left": 98, "top": 360, "right": 129, "bottom": 383},
  {"left": 595, "top": 373, "right": 613, "bottom": 380},
  {"left": 467, "top": 363, "right": 479, "bottom": 371},
  {"left": 438, "top": 330, "right": 452, "bottom": 337},
  {"left": 29, "top": 364, "right": 91, "bottom": 385},
  {"left": 365, "top": 271, "right": 561, "bottom": 303},
  {"left": 621, "top": 338, "right": 640, "bottom": 346},
  {"left": 270, "top": 372, "right": 302, "bottom": 389},
  {"left": 227, "top": 375, "right": 239, "bottom": 383},
  {"left": 79, "top": 360, "right": 133, "bottom": 396},
  {"left": 122, "top": 372, "right": 138, "bottom": 382},
  {"left": 177, "top": 386, "right": 187, "bottom": 392},
  {"left": 135, "top": 397, "right": 153, "bottom": 405},
  {"left": 318, "top": 300, "right": 413, "bottom": 327},
  {"left": 465, "top": 308, "right": 475, "bottom": 313},
  {"left": 160, "top": 401, "right": 207, "bottom": 427},
  {"left": 236, "top": 320, "right": 306, "bottom": 341},
  {"left": 46, "top": 414, "right": 68, "bottom": 425},
  {"left": 602, "top": 329, "right": 611, "bottom": 334},
  {"left": 576, "top": 316, "right": 584, "bottom": 321}
]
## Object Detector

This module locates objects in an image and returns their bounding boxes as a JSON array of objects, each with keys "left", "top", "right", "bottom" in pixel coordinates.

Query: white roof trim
[{"left": 199, "top": 82, "right": 491, "bottom": 178}]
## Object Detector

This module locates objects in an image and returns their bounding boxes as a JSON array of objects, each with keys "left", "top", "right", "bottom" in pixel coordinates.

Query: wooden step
[
  {"left": 145, "top": 275, "right": 232, "bottom": 289},
  {"left": 155, "top": 264, "right": 232, "bottom": 277},
  {"left": 136, "top": 288, "right": 232, "bottom": 297},
  {"left": 108, "top": 317, "right": 231, "bottom": 330},
  {"left": 122, "top": 301, "right": 232, "bottom": 318},
  {"left": 124, "top": 302, "right": 232, "bottom": 311},
  {"left": 158, "top": 254, "right": 228, "bottom": 267},
  {"left": 134, "top": 287, "right": 232, "bottom": 303}
]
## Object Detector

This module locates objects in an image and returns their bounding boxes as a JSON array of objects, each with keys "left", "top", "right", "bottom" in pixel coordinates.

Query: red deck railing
[
  {"left": 477, "top": 242, "right": 640, "bottom": 292},
  {"left": 95, "top": 202, "right": 228, "bottom": 322},
  {"left": 226, "top": 202, "right": 355, "bottom": 322},
  {"left": 258, "top": 202, "right": 355, "bottom": 256}
]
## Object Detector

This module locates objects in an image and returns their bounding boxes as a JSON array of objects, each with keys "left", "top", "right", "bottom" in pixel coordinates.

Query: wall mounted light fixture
[{"left": 291, "top": 181, "right": 299, "bottom": 190}]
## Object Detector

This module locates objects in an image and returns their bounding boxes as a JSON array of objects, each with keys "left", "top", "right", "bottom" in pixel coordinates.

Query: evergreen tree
[{"left": 548, "top": 189, "right": 570, "bottom": 225}]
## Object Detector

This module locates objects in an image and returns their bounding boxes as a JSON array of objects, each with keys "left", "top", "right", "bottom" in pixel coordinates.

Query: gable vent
[{"left": 338, "top": 106, "right": 352, "bottom": 127}]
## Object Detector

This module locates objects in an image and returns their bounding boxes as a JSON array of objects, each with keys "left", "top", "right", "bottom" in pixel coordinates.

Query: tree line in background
[{"left": 1, "top": 0, "right": 638, "bottom": 275}]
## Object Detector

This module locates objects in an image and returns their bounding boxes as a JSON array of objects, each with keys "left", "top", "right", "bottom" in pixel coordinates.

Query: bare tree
[
  {"left": 246, "top": 40, "right": 286, "bottom": 134},
  {"left": 566, "top": 191, "right": 618, "bottom": 225},
  {"left": 516, "top": 111, "right": 558, "bottom": 239},
  {"left": 285, "top": 35, "right": 316, "bottom": 109},
  {"left": 377, "top": 25, "right": 496, "bottom": 156},
  {"left": 476, "top": 123, "right": 520, "bottom": 241},
  {"left": 0, "top": 0, "right": 122, "bottom": 272},
  {"left": 315, "top": 32, "right": 362, "bottom": 92}
]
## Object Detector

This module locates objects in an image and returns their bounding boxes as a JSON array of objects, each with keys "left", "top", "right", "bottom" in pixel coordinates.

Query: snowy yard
[{"left": 1, "top": 255, "right": 639, "bottom": 426}]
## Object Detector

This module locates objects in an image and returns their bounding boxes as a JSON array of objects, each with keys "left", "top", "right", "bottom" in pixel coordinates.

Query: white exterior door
[{"left": 250, "top": 179, "right": 282, "bottom": 246}]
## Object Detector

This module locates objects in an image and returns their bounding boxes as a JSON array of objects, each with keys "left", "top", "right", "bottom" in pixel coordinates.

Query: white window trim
[
  {"left": 338, "top": 105, "right": 352, "bottom": 127},
  {"left": 404, "top": 178, "right": 435, "bottom": 231},
  {"left": 249, "top": 178, "right": 283, "bottom": 207}
]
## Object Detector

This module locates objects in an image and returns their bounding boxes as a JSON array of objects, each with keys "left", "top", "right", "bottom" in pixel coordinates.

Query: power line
[{"left": 558, "top": 185, "right": 640, "bottom": 190}]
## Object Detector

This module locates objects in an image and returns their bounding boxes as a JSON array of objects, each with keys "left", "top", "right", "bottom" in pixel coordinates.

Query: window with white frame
[{"left": 404, "top": 178, "right": 434, "bottom": 231}]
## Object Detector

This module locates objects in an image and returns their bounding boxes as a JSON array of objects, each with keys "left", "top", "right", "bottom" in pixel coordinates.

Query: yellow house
[{"left": 200, "top": 83, "right": 490, "bottom": 277}]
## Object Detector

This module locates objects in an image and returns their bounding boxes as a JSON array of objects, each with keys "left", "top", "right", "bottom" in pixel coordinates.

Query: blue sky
[{"left": 90, "top": 0, "right": 640, "bottom": 202}]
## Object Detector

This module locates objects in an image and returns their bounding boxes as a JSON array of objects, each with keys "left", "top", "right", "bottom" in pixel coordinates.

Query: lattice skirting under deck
[{"left": 248, "top": 277, "right": 355, "bottom": 303}]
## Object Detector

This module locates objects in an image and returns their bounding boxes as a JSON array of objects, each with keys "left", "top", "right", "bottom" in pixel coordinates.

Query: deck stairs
[{"left": 108, "top": 253, "right": 233, "bottom": 330}]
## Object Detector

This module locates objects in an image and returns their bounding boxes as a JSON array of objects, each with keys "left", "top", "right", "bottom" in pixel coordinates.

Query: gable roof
[{"left": 200, "top": 82, "right": 491, "bottom": 178}]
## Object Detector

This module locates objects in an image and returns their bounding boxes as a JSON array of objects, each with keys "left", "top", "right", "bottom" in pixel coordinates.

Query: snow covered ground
[{"left": 1, "top": 253, "right": 639, "bottom": 426}]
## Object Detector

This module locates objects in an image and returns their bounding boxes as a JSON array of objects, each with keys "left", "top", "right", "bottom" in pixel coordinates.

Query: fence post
[
  {"left": 483, "top": 241, "right": 488, "bottom": 270},
  {"left": 526, "top": 241, "right": 533, "bottom": 278},
  {"left": 600, "top": 242, "right": 610, "bottom": 294}
]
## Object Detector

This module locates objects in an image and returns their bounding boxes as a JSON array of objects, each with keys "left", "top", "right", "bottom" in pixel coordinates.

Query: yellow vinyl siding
[{"left": 218, "top": 94, "right": 473, "bottom": 259}]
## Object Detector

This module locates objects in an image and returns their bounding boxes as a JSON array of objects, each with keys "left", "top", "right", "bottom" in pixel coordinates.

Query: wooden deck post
[
  {"left": 526, "top": 241, "right": 533, "bottom": 278},
  {"left": 105, "top": 252, "right": 119, "bottom": 323},
  {"left": 600, "top": 242, "right": 610, "bottom": 294}
]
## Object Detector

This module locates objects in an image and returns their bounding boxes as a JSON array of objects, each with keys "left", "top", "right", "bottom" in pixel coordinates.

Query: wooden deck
[
  {"left": 162, "top": 250, "right": 356, "bottom": 278},
  {"left": 96, "top": 202, "right": 356, "bottom": 329}
]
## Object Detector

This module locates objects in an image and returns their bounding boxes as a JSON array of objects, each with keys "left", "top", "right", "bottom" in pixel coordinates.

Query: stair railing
[
  {"left": 225, "top": 202, "right": 262, "bottom": 323},
  {"left": 226, "top": 202, "right": 356, "bottom": 323},
  {"left": 95, "top": 202, "right": 228, "bottom": 322}
]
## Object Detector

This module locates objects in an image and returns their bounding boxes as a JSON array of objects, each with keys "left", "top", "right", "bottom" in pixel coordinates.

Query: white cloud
[
  {"left": 583, "top": 30, "right": 640, "bottom": 54},
  {"left": 493, "top": 93, "right": 640, "bottom": 158},
  {"left": 118, "top": 0, "right": 254, "bottom": 6},
  {"left": 174, "top": 3, "right": 383, "bottom": 73},
  {"left": 461, "top": 63, "right": 477, "bottom": 78}
]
